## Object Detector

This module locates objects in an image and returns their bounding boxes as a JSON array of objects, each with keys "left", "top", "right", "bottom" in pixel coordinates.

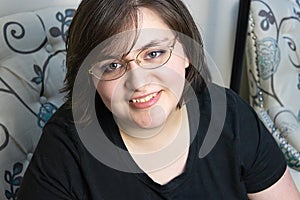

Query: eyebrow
[
  {"left": 141, "top": 38, "right": 171, "bottom": 49},
  {"left": 122, "top": 37, "right": 172, "bottom": 57},
  {"left": 96, "top": 37, "right": 173, "bottom": 62}
]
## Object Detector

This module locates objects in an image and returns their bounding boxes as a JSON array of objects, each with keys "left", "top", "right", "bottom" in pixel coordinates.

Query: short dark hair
[{"left": 62, "top": 0, "right": 211, "bottom": 122}]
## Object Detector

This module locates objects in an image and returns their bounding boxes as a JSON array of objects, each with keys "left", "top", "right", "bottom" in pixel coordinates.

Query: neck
[{"left": 120, "top": 105, "right": 190, "bottom": 173}]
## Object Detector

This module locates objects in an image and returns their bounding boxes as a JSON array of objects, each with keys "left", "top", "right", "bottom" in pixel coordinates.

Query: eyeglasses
[{"left": 88, "top": 38, "right": 177, "bottom": 81}]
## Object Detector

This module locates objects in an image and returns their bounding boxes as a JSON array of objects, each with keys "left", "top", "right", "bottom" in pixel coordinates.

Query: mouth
[
  {"left": 129, "top": 91, "right": 162, "bottom": 109},
  {"left": 130, "top": 92, "right": 159, "bottom": 103}
]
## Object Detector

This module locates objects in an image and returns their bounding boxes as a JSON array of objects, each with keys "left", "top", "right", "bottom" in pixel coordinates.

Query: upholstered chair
[
  {"left": 245, "top": 0, "right": 300, "bottom": 190},
  {"left": 0, "top": 5, "right": 76, "bottom": 199}
]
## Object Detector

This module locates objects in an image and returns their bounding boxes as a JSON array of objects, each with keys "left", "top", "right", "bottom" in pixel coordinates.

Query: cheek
[
  {"left": 160, "top": 62, "right": 186, "bottom": 100},
  {"left": 95, "top": 81, "right": 117, "bottom": 111},
  {"left": 167, "top": 55, "right": 188, "bottom": 95},
  {"left": 166, "top": 55, "right": 187, "bottom": 80},
  {"left": 168, "top": 47, "right": 189, "bottom": 77}
]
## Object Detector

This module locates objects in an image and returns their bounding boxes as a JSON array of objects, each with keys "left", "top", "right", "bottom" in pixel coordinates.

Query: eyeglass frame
[{"left": 88, "top": 36, "right": 178, "bottom": 81}]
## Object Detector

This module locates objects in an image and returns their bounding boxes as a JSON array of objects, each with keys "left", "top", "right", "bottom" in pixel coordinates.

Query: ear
[
  {"left": 184, "top": 56, "right": 190, "bottom": 69},
  {"left": 91, "top": 76, "right": 99, "bottom": 89}
]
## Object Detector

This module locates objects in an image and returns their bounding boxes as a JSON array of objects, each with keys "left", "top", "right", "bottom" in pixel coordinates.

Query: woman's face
[{"left": 93, "top": 8, "right": 189, "bottom": 132}]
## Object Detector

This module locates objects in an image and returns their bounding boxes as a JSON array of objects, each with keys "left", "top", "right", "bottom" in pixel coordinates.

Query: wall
[
  {"left": 0, "top": 0, "right": 81, "bottom": 17},
  {"left": 183, "top": 0, "right": 240, "bottom": 88},
  {"left": 0, "top": 0, "right": 243, "bottom": 90}
]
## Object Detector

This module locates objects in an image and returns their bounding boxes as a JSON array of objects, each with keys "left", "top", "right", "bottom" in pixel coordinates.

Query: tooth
[{"left": 131, "top": 92, "right": 159, "bottom": 103}]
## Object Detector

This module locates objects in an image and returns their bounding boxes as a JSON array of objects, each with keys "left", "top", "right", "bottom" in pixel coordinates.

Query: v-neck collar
[
  {"left": 95, "top": 86, "right": 206, "bottom": 193},
  {"left": 107, "top": 97, "right": 201, "bottom": 194}
]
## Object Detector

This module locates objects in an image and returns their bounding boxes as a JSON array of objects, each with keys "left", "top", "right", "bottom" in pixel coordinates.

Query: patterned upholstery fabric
[
  {"left": 0, "top": 6, "right": 75, "bottom": 199},
  {"left": 245, "top": 0, "right": 300, "bottom": 188}
]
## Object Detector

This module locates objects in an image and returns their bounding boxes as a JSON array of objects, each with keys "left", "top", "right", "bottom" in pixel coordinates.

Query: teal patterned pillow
[
  {"left": 0, "top": 6, "right": 75, "bottom": 199},
  {"left": 246, "top": 0, "right": 300, "bottom": 172}
]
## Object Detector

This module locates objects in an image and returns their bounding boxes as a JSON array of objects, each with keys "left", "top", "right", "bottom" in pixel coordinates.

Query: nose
[
  {"left": 125, "top": 58, "right": 141, "bottom": 67},
  {"left": 124, "top": 59, "right": 150, "bottom": 91}
]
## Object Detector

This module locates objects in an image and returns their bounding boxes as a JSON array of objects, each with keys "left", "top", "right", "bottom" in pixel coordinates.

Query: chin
[
  {"left": 134, "top": 106, "right": 171, "bottom": 128},
  {"left": 136, "top": 118, "right": 166, "bottom": 129}
]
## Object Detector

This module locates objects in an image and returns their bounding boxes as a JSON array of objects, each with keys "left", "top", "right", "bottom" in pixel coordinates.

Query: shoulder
[
  {"left": 197, "top": 83, "right": 273, "bottom": 144},
  {"left": 44, "top": 103, "right": 77, "bottom": 138},
  {"left": 36, "top": 103, "right": 82, "bottom": 155},
  {"left": 197, "top": 84, "right": 286, "bottom": 193},
  {"left": 197, "top": 83, "right": 247, "bottom": 106},
  {"left": 47, "top": 103, "right": 74, "bottom": 127},
  {"left": 197, "top": 83, "right": 256, "bottom": 121}
]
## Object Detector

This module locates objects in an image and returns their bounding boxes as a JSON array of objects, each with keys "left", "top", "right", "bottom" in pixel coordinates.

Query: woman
[{"left": 18, "top": 0, "right": 300, "bottom": 199}]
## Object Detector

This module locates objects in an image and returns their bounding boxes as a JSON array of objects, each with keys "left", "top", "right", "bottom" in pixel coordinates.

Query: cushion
[
  {"left": 246, "top": 0, "right": 300, "bottom": 171},
  {"left": 0, "top": 6, "right": 75, "bottom": 199}
]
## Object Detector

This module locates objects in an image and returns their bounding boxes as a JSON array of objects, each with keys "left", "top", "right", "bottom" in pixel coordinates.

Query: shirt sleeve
[
  {"left": 17, "top": 122, "right": 86, "bottom": 200},
  {"left": 237, "top": 98, "right": 287, "bottom": 193}
]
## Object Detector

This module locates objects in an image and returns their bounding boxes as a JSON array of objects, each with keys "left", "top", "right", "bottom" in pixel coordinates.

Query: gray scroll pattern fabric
[
  {"left": 0, "top": 7, "right": 75, "bottom": 199},
  {"left": 246, "top": 0, "right": 300, "bottom": 171}
]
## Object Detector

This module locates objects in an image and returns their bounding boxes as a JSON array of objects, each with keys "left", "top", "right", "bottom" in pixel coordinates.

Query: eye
[
  {"left": 104, "top": 63, "right": 123, "bottom": 72},
  {"left": 144, "top": 49, "right": 167, "bottom": 60},
  {"left": 90, "top": 57, "right": 129, "bottom": 80},
  {"left": 92, "top": 60, "right": 124, "bottom": 74}
]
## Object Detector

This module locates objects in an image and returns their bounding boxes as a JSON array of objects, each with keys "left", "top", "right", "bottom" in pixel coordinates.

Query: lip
[{"left": 129, "top": 90, "right": 162, "bottom": 109}]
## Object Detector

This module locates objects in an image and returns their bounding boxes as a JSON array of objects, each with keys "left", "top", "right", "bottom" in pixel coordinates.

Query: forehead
[
  {"left": 138, "top": 7, "right": 170, "bottom": 30},
  {"left": 86, "top": 8, "right": 175, "bottom": 62},
  {"left": 133, "top": 7, "right": 174, "bottom": 49}
]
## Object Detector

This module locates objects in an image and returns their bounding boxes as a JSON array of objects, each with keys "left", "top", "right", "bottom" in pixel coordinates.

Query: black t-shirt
[{"left": 18, "top": 84, "right": 286, "bottom": 200}]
